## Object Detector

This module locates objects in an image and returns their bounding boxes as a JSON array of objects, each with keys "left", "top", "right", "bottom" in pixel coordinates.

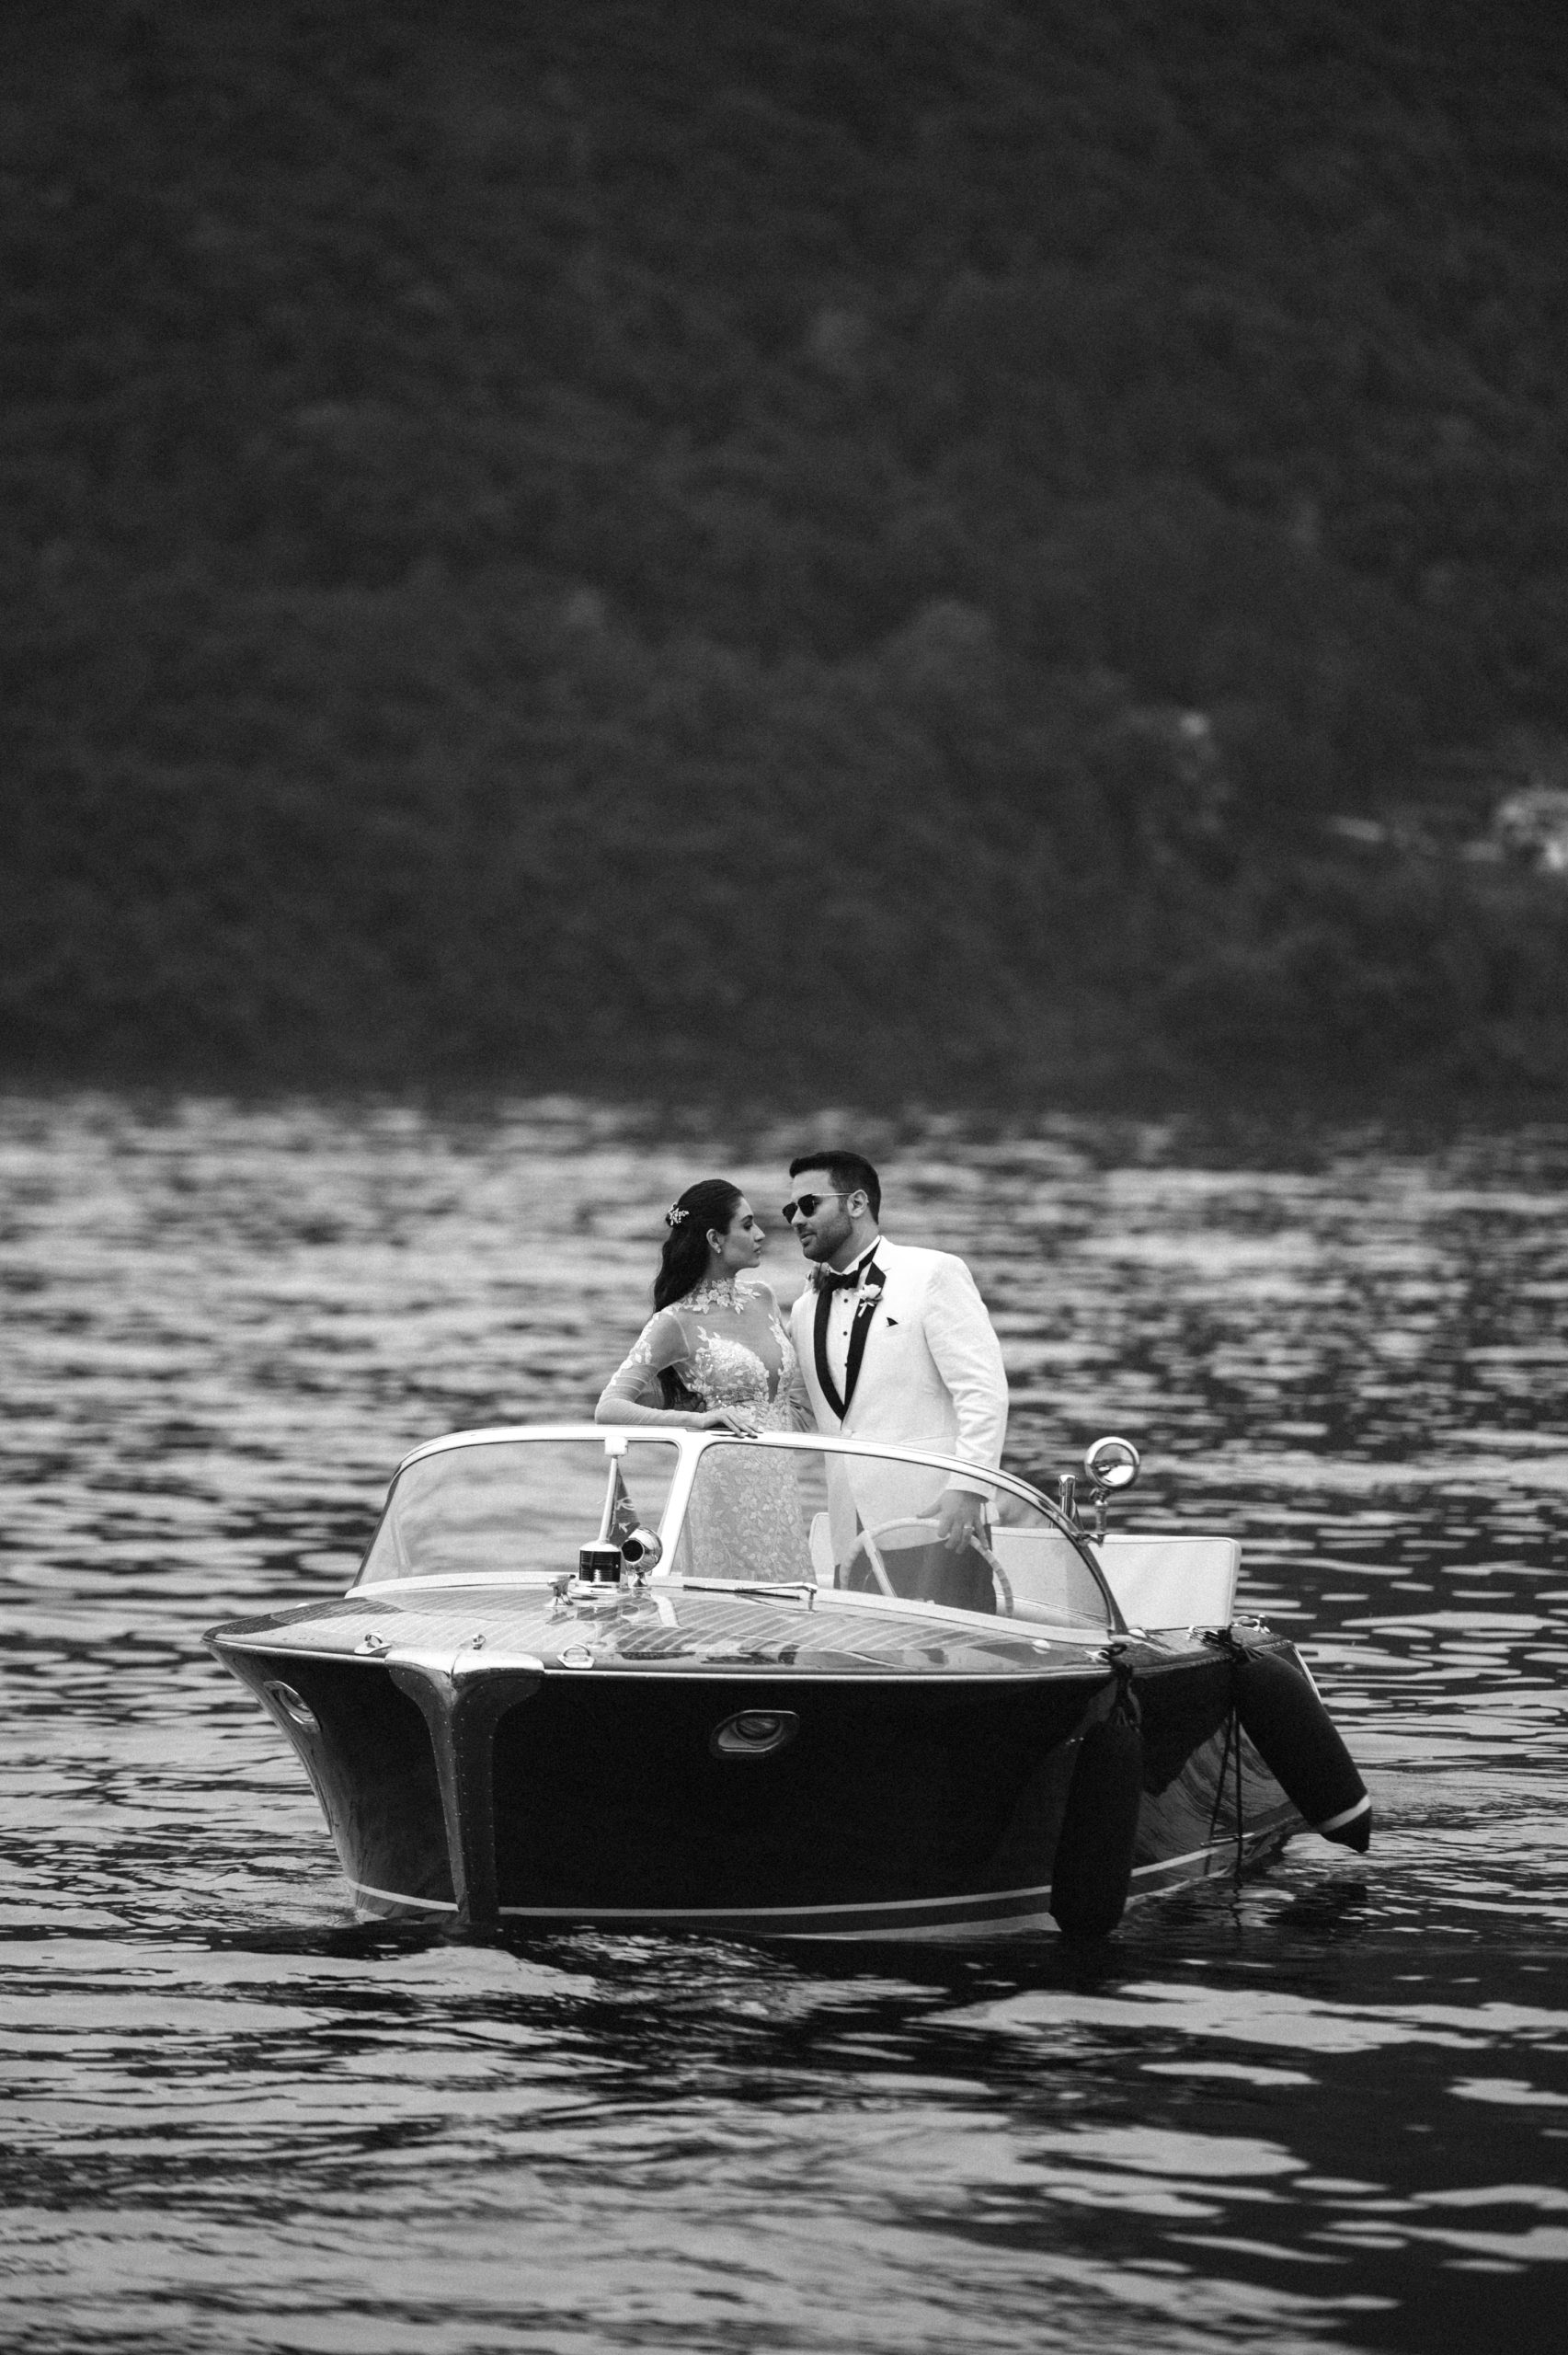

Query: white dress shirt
[{"left": 818, "top": 1236, "right": 882, "bottom": 1394}]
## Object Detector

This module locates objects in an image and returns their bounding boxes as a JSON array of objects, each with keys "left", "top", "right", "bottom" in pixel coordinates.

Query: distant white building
[{"left": 1492, "top": 786, "right": 1568, "bottom": 876}]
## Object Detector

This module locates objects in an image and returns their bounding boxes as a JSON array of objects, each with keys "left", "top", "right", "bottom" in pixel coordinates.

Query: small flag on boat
[{"left": 604, "top": 1462, "right": 641, "bottom": 1545}]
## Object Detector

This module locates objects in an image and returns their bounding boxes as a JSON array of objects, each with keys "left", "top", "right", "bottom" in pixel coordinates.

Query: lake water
[{"left": 3, "top": 1094, "right": 1565, "bottom": 2352}]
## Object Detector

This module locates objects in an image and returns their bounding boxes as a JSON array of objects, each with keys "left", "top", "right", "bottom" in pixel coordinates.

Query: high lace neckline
[{"left": 681, "top": 1275, "right": 743, "bottom": 1314}]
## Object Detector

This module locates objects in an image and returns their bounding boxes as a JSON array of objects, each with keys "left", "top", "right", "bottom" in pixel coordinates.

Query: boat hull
[{"left": 211, "top": 1584, "right": 1310, "bottom": 1943}]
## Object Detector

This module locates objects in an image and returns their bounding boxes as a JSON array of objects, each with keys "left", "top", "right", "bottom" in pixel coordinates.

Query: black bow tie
[{"left": 817, "top": 1258, "right": 875, "bottom": 1293}]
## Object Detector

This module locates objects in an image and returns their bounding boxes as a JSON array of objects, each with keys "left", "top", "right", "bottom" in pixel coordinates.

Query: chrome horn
[{"left": 1082, "top": 1435, "right": 1141, "bottom": 1541}]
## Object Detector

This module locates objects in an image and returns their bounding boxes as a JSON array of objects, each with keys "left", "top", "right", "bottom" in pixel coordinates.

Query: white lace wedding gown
[{"left": 597, "top": 1277, "right": 813, "bottom": 1582}]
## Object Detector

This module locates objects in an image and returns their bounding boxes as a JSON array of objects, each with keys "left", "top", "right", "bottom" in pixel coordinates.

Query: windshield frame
[{"left": 351, "top": 1422, "right": 1122, "bottom": 1629}]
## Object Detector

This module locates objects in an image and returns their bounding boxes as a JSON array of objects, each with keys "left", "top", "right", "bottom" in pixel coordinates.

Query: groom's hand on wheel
[{"left": 935, "top": 1491, "right": 985, "bottom": 1553}]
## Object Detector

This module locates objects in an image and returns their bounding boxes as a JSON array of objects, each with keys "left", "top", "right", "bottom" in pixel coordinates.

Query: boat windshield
[
  {"left": 354, "top": 1436, "right": 680, "bottom": 1587},
  {"left": 676, "top": 1440, "right": 1115, "bottom": 1631}
]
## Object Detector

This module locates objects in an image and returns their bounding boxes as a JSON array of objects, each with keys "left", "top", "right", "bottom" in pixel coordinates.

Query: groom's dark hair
[{"left": 789, "top": 1149, "right": 880, "bottom": 1220}]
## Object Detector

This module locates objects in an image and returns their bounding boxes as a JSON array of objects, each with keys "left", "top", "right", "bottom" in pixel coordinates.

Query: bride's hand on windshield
[{"left": 697, "top": 1407, "right": 761, "bottom": 1435}]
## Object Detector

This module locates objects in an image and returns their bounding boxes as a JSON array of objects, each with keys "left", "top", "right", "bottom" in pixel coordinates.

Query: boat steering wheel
[{"left": 837, "top": 1515, "right": 1014, "bottom": 1614}]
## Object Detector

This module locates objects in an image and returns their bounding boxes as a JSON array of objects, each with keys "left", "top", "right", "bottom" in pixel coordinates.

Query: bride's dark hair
[{"left": 655, "top": 1178, "right": 743, "bottom": 1309}]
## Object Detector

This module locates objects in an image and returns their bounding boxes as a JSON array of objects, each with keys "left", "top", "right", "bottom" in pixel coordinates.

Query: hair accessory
[{"left": 666, "top": 1203, "right": 689, "bottom": 1226}]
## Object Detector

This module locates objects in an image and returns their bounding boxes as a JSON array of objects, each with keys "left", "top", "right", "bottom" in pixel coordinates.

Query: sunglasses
[{"left": 782, "top": 1191, "right": 844, "bottom": 1223}]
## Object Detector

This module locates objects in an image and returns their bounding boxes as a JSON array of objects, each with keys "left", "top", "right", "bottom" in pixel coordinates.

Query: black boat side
[{"left": 207, "top": 1579, "right": 1307, "bottom": 1941}]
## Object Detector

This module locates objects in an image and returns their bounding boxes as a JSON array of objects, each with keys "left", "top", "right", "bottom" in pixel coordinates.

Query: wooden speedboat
[{"left": 206, "top": 1427, "right": 1370, "bottom": 1943}]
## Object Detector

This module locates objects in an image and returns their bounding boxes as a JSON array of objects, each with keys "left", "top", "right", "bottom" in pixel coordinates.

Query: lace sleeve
[{"left": 594, "top": 1310, "right": 698, "bottom": 1425}]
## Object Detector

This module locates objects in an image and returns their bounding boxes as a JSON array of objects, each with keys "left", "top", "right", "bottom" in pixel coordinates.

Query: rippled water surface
[{"left": 4, "top": 1096, "right": 1566, "bottom": 2352}]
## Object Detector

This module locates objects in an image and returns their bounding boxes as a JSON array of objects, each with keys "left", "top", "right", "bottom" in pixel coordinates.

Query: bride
[{"left": 594, "top": 1179, "right": 813, "bottom": 1581}]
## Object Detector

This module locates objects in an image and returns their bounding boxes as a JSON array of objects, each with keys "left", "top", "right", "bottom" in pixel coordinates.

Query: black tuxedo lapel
[
  {"left": 841, "top": 1259, "right": 885, "bottom": 1415},
  {"left": 813, "top": 1280, "right": 847, "bottom": 1421}
]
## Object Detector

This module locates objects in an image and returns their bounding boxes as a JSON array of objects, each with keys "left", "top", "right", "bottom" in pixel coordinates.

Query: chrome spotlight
[{"left": 1082, "top": 1435, "right": 1141, "bottom": 1538}]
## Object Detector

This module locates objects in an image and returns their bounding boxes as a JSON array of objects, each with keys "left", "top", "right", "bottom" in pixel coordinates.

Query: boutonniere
[{"left": 853, "top": 1263, "right": 887, "bottom": 1319}]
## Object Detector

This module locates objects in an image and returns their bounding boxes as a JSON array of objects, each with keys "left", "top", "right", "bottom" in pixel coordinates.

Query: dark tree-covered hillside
[{"left": 5, "top": 0, "right": 1568, "bottom": 1097}]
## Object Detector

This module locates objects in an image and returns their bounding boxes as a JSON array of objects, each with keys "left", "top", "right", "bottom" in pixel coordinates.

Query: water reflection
[{"left": 3, "top": 1096, "right": 1567, "bottom": 2350}]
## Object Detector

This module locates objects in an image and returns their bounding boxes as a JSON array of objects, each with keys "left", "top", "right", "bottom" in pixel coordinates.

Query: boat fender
[
  {"left": 1049, "top": 1652, "right": 1144, "bottom": 1940},
  {"left": 1208, "top": 1629, "right": 1371, "bottom": 1853}
]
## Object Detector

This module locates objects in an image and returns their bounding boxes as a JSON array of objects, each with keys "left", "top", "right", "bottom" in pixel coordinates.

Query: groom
[{"left": 784, "top": 1148, "right": 1009, "bottom": 1612}]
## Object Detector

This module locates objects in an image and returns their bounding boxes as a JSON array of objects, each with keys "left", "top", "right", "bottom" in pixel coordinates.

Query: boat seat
[
  {"left": 985, "top": 1525, "right": 1110, "bottom": 1625},
  {"left": 813, "top": 1513, "right": 1241, "bottom": 1628},
  {"left": 1093, "top": 1534, "right": 1241, "bottom": 1629}
]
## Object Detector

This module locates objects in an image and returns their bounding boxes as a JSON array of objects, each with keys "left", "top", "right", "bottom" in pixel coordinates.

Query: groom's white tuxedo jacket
[{"left": 787, "top": 1238, "right": 1009, "bottom": 1556}]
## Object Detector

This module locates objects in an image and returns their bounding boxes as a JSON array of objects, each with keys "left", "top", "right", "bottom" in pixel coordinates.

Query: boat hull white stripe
[
  {"left": 345, "top": 1823, "right": 1293, "bottom": 1933},
  {"left": 1130, "top": 1843, "right": 1233, "bottom": 1878},
  {"left": 500, "top": 1879, "right": 1053, "bottom": 1923},
  {"left": 348, "top": 1879, "right": 458, "bottom": 1913}
]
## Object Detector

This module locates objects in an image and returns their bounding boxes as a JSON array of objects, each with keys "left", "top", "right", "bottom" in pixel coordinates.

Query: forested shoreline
[{"left": 6, "top": 0, "right": 1568, "bottom": 1101}]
